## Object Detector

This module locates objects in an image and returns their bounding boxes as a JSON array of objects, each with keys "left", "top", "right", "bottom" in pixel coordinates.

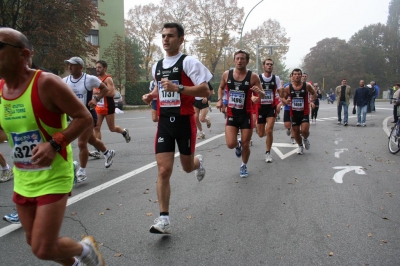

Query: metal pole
[
  {"left": 239, "top": 0, "right": 264, "bottom": 49},
  {"left": 255, "top": 44, "right": 259, "bottom": 73}
]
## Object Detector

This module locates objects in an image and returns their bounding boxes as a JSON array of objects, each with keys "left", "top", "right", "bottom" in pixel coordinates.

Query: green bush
[{"left": 124, "top": 81, "right": 221, "bottom": 105}]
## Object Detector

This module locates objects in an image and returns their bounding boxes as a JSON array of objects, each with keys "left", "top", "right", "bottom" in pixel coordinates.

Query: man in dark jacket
[{"left": 353, "top": 80, "right": 371, "bottom": 127}]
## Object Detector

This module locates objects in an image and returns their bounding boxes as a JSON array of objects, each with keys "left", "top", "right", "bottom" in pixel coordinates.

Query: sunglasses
[{"left": 0, "top": 41, "right": 23, "bottom": 50}]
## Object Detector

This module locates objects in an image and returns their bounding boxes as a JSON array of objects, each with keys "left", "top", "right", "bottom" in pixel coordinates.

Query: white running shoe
[
  {"left": 195, "top": 155, "right": 206, "bottom": 181},
  {"left": 297, "top": 145, "right": 304, "bottom": 155},
  {"left": 197, "top": 132, "right": 205, "bottom": 139},
  {"left": 104, "top": 150, "right": 115, "bottom": 168},
  {"left": 303, "top": 138, "right": 310, "bottom": 150},
  {"left": 76, "top": 169, "right": 87, "bottom": 183},
  {"left": 123, "top": 128, "right": 131, "bottom": 143},
  {"left": 89, "top": 151, "right": 101, "bottom": 159},
  {"left": 291, "top": 138, "right": 296, "bottom": 144},
  {"left": 206, "top": 116, "right": 211, "bottom": 128},
  {"left": 80, "top": 236, "right": 105, "bottom": 266},
  {"left": 150, "top": 216, "right": 171, "bottom": 234},
  {"left": 265, "top": 152, "right": 272, "bottom": 163},
  {"left": 286, "top": 128, "right": 291, "bottom": 136},
  {"left": 0, "top": 168, "right": 13, "bottom": 182}
]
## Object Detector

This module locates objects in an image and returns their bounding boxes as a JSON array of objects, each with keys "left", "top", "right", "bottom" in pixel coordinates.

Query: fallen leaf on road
[
  {"left": 219, "top": 213, "right": 223, "bottom": 215},
  {"left": 106, "top": 208, "right": 110, "bottom": 210},
  {"left": 114, "top": 253, "right": 123, "bottom": 257},
  {"left": 382, "top": 217, "right": 389, "bottom": 220},
  {"left": 146, "top": 212, "right": 153, "bottom": 216},
  {"left": 99, "top": 212, "right": 105, "bottom": 215},
  {"left": 71, "top": 212, "right": 77, "bottom": 216},
  {"left": 99, "top": 243, "right": 104, "bottom": 246},
  {"left": 381, "top": 240, "right": 387, "bottom": 243},
  {"left": 118, "top": 204, "right": 123, "bottom": 207},
  {"left": 367, "top": 233, "right": 372, "bottom": 237},
  {"left": 327, "top": 234, "right": 331, "bottom": 238},
  {"left": 325, "top": 151, "right": 329, "bottom": 154},
  {"left": 346, "top": 224, "right": 350, "bottom": 228},
  {"left": 329, "top": 251, "right": 334, "bottom": 256},
  {"left": 187, "top": 215, "right": 192, "bottom": 219}
]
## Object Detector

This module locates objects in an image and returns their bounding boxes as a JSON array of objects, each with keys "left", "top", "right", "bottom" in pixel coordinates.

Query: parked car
[{"left": 114, "top": 91, "right": 123, "bottom": 109}]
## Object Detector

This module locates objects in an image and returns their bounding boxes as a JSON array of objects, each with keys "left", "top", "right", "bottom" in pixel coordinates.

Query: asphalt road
[{"left": 0, "top": 101, "right": 399, "bottom": 266}]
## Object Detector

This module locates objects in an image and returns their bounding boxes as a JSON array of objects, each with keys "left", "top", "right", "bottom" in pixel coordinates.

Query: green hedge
[{"left": 125, "top": 81, "right": 220, "bottom": 105}]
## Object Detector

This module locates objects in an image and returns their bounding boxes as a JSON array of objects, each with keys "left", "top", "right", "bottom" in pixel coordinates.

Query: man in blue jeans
[
  {"left": 354, "top": 80, "right": 371, "bottom": 126},
  {"left": 335, "top": 79, "right": 352, "bottom": 126}
]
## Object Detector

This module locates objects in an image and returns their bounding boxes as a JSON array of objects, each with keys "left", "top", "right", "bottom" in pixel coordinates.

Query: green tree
[
  {"left": 103, "top": 34, "right": 137, "bottom": 92},
  {"left": 125, "top": 3, "right": 163, "bottom": 81},
  {"left": 384, "top": 0, "right": 400, "bottom": 82},
  {"left": 349, "top": 23, "right": 389, "bottom": 92},
  {"left": 303, "top": 38, "right": 365, "bottom": 89},
  {"left": 126, "top": 36, "right": 145, "bottom": 80},
  {"left": 0, "top": 0, "right": 106, "bottom": 71}
]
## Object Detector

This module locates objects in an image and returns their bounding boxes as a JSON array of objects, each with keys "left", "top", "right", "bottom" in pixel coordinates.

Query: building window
[
  {"left": 92, "top": 0, "right": 98, "bottom": 7},
  {"left": 86, "top": 30, "right": 99, "bottom": 45}
]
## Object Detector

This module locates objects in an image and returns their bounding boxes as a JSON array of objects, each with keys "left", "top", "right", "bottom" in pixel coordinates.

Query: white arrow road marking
[
  {"left": 335, "top": 148, "right": 349, "bottom": 158},
  {"left": 334, "top": 138, "right": 343, "bottom": 145},
  {"left": 271, "top": 143, "right": 298, "bottom": 160},
  {"left": 332, "top": 166, "right": 366, "bottom": 184}
]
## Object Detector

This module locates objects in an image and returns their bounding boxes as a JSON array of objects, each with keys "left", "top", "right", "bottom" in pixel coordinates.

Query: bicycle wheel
[{"left": 388, "top": 125, "right": 400, "bottom": 154}]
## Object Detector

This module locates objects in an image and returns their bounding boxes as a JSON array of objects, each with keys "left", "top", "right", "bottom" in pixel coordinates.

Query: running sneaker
[
  {"left": 337, "top": 121, "right": 341, "bottom": 125},
  {"left": 80, "top": 236, "right": 105, "bottom": 266},
  {"left": 344, "top": 122, "right": 348, "bottom": 126},
  {"left": 73, "top": 161, "right": 78, "bottom": 184},
  {"left": 209, "top": 106, "right": 212, "bottom": 112},
  {"left": 89, "top": 151, "right": 101, "bottom": 159},
  {"left": 206, "top": 116, "right": 211, "bottom": 128},
  {"left": 194, "top": 155, "right": 206, "bottom": 181},
  {"left": 3, "top": 211, "right": 19, "bottom": 224},
  {"left": 0, "top": 168, "right": 13, "bottom": 182},
  {"left": 235, "top": 139, "right": 242, "bottom": 158},
  {"left": 291, "top": 138, "right": 296, "bottom": 144},
  {"left": 297, "top": 145, "right": 304, "bottom": 155},
  {"left": 150, "top": 216, "right": 171, "bottom": 234},
  {"left": 265, "top": 152, "right": 272, "bottom": 163},
  {"left": 104, "top": 150, "right": 115, "bottom": 168},
  {"left": 303, "top": 138, "right": 310, "bottom": 150},
  {"left": 286, "top": 128, "right": 291, "bottom": 136},
  {"left": 197, "top": 132, "right": 205, "bottom": 139},
  {"left": 356, "top": 123, "right": 361, "bottom": 127},
  {"left": 239, "top": 164, "right": 248, "bottom": 178},
  {"left": 76, "top": 169, "right": 87, "bottom": 183},
  {"left": 362, "top": 123, "right": 366, "bottom": 127},
  {"left": 123, "top": 128, "right": 131, "bottom": 143}
]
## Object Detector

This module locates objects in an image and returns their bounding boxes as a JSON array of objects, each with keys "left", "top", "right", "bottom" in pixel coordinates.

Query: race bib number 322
[{"left": 10, "top": 130, "right": 51, "bottom": 171}]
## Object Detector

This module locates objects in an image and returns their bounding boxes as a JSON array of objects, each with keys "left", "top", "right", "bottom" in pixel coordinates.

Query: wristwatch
[
  {"left": 178, "top": 84, "right": 184, "bottom": 93},
  {"left": 93, "top": 96, "right": 100, "bottom": 102}
]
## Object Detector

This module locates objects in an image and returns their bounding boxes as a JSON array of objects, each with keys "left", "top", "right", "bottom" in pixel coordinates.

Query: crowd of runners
[{"left": 0, "top": 22, "right": 383, "bottom": 266}]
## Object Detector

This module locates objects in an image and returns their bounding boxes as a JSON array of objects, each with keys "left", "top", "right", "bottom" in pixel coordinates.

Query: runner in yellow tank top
[{"left": 0, "top": 28, "right": 104, "bottom": 266}]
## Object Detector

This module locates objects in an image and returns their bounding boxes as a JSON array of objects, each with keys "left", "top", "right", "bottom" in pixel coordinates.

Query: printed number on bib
[
  {"left": 261, "top": 90, "right": 273, "bottom": 105},
  {"left": 96, "top": 97, "right": 104, "bottom": 108},
  {"left": 292, "top": 97, "right": 304, "bottom": 111},
  {"left": 158, "top": 80, "right": 181, "bottom": 107},
  {"left": 228, "top": 91, "right": 245, "bottom": 109},
  {"left": 10, "top": 130, "right": 51, "bottom": 171}
]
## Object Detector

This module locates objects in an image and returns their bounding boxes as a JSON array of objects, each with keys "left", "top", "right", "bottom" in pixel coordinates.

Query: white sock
[
  {"left": 76, "top": 242, "right": 90, "bottom": 260},
  {"left": 78, "top": 167, "right": 85, "bottom": 173},
  {"left": 2, "top": 164, "right": 9, "bottom": 170},
  {"left": 241, "top": 162, "right": 246, "bottom": 167},
  {"left": 160, "top": 215, "right": 170, "bottom": 222},
  {"left": 72, "top": 257, "right": 81, "bottom": 266}
]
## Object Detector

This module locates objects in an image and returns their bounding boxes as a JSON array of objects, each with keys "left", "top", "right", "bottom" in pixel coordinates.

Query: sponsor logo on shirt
[
  {"left": 158, "top": 137, "right": 164, "bottom": 143},
  {"left": 173, "top": 67, "right": 179, "bottom": 73}
]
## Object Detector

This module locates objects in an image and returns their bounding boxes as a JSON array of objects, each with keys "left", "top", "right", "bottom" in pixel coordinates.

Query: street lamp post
[
  {"left": 239, "top": 0, "right": 264, "bottom": 49},
  {"left": 255, "top": 44, "right": 276, "bottom": 74},
  {"left": 223, "top": 47, "right": 233, "bottom": 72}
]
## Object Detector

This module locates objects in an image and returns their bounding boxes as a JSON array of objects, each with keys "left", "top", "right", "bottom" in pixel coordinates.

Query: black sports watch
[
  {"left": 93, "top": 96, "right": 100, "bottom": 102},
  {"left": 178, "top": 84, "right": 184, "bottom": 93}
]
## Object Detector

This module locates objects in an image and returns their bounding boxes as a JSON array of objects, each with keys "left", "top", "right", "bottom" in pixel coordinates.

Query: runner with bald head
[{"left": 0, "top": 28, "right": 104, "bottom": 266}]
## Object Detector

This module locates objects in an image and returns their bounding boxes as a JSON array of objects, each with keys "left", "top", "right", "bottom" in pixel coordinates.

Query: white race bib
[
  {"left": 261, "top": 90, "right": 273, "bottom": 105},
  {"left": 10, "top": 130, "right": 51, "bottom": 171},
  {"left": 228, "top": 91, "right": 245, "bottom": 109},
  {"left": 158, "top": 80, "right": 181, "bottom": 107},
  {"left": 292, "top": 97, "right": 304, "bottom": 111}
]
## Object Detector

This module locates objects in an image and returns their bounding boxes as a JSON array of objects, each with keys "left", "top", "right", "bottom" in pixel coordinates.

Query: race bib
[
  {"left": 73, "top": 90, "right": 86, "bottom": 105},
  {"left": 292, "top": 97, "right": 304, "bottom": 111},
  {"left": 228, "top": 91, "right": 245, "bottom": 109},
  {"left": 96, "top": 97, "right": 104, "bottom": 108},
  {"left": 158, "top": 80, "right": 181, "bottom": 107},
  {"left": 10, "top": 130, "right": 51, "bottom": 171},
  {"left": 261, "top": 90, "right": 273, "bottom": 105}
]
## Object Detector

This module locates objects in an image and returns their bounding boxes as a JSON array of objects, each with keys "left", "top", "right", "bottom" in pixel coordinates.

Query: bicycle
[{"left": 388, "top": 98, "right": 400, "bottom": 154}]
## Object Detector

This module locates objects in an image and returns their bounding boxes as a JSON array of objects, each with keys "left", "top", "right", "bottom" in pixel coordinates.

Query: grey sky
[{"left": 125, "top": 0, "right": 391, "bottom": 69}]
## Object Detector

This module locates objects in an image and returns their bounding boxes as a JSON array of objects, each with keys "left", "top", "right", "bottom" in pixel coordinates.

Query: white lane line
[
  {"left": 383, "top": 116, "right": 391, "bottom": 137},
  {"left": 0, "top": 133, "right": 225, "bottom": 238}
]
